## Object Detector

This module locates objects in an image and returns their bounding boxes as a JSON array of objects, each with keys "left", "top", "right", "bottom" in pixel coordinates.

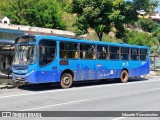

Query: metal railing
[{"left": 150, "top": 56, "right": 160, "bottom": 70}]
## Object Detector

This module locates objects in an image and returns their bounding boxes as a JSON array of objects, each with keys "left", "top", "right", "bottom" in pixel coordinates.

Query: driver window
[{"left": 39, "top": 39, "right": 56, "bottom": 67}]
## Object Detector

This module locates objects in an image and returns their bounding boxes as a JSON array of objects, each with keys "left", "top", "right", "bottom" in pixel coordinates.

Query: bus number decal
[{"left": 59, "top": 60, "right": 69, "bottom": 65}]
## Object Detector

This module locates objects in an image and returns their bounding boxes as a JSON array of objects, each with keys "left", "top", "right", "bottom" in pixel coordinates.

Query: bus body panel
[
  {"left": 13, "top": 59, "right": 149, "bottom": 83},
  {"left": 12, "top": 35, "right": 150, "bottom": 84}
]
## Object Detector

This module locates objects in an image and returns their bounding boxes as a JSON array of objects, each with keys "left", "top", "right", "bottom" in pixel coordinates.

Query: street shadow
[{"left": 18, "top": 77, "right": 149, "bottom": 91}]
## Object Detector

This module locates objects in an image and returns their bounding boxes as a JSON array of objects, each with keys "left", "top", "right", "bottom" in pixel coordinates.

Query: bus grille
[
  {"left": 13, "top": 66, "right": 28, "bottom": 70},
  {"left": 13, "top": 72, "right": 27, "bottom": 75}
]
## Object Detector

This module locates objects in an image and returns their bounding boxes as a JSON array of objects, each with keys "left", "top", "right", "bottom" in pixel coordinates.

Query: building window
[{"left": 4, "top": 21, "right": 7, "bottom": 24}]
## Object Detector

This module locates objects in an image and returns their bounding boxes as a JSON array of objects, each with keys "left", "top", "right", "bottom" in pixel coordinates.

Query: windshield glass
[{"left": 13, "top": 45, "right": 37, "bottom": 65}]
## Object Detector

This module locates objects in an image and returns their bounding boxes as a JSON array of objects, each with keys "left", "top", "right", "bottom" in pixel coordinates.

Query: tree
[
  {"left": 133, "top": 0, "right": 159, "bottom": 12},
  {"left": 152, "top": 27, "right": 160, "bottom": 43},
  {"left": 110, "top": 1, "right": 138, "bottom": 38},
  {"left": 124, "top": 30, "right": 158, "bottom": 47},
  {"left": 137, "top": 18, "right": 159, "bottom": 32},
  {"left": 71, "top": 0, "right": 112, "bottom": 40},
  {"left": 70, "top": 0, "right": 137, "bottom": 41},
  {"left": 0, "top": 0, "right": 66, "bottom": 29}
]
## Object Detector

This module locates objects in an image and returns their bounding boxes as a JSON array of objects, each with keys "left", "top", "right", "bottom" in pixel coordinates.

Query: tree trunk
[{"left": 97, "top": 32, "right": 103, "bottom": 41}]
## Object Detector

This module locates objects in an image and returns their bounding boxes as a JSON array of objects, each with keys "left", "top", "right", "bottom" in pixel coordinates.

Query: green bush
[{"left": 124, "top": 30, "right": 159, "bottom": 47}]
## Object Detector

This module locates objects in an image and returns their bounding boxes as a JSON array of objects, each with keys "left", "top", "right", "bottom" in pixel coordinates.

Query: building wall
[
  {"left": 0, "top": 28, "right": 24, "bottom": 71},
  {"left": 0, "top": 23, "right": 75, "bottom": 72},
  {"left": 0, "top": 23, "right": 75, "bottom": 37},
  {"left": 1, "top": 17, "right": 10, "bottom": 24}
]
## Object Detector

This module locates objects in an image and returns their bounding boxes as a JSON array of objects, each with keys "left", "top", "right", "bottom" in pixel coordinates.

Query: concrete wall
[{"left": 0, "top": 23, "right": 75, "bottom": 37}]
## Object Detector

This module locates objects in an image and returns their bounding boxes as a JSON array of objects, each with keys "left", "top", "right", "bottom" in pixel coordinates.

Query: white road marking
[
  {"left": 21, "top": 99, "right": 90, "bottom": 111},
  {"left": 149, "top": 88, "right": 160, "bottom": 91},
  {"left": 0, "top": 79, "right": 160, "bottom": 99}
]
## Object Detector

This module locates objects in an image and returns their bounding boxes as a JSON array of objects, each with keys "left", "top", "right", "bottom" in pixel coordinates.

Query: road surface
[{"left": 0, "top": 76, "right": 160, "bottom": 120}]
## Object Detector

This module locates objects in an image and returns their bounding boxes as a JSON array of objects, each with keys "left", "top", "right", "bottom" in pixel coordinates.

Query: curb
[{"left": 0, "top": 85, "right": 14, "bottom": 89}]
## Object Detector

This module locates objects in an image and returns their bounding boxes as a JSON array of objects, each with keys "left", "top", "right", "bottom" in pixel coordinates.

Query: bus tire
[
  {"left": 60, "top": 73, "right": 73, "bottom": 89},
  {"left": 120, "top": 70, "right": 129, "bottom": 83}
]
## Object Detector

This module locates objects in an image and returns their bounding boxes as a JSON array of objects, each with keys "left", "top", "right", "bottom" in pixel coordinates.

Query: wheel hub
[{"left": 63, "top": 76, "right": 70, "bottom": 85}]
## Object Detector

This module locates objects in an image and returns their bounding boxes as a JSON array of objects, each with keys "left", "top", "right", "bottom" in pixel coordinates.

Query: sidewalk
[
  {"left": 0, "top": 78, "right": 14, "bottom": 89},
  {"left": 0, "top": 71, "right": 14, "bottom": 89}
]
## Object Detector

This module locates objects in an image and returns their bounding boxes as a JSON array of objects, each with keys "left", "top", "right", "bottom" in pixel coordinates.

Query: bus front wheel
[
  {"left": 120, "top": 70, "right": 129, "bottom": 83},
  {"left": 60, "top": 73, "right": 73, "bottom": 89}
]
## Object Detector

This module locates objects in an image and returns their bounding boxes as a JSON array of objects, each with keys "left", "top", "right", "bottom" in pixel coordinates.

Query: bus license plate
[{"left": 17, "top": 77, "right": 22, "bottom": 80}]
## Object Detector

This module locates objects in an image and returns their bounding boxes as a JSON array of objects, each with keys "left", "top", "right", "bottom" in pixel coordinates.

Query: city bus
[{"left": 12, "top": 35, "right": 150, "bottom": 88}]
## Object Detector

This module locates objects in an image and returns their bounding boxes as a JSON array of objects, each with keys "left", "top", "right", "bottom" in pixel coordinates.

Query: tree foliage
[
  {"left": 124, "top": 30, "right": 158, "bottom": 47},
  {"left": 0, "top": 0, "right": 160, "bottom": 49},
  {"left": 0, "top": 0, "right": 66, "bottom": 29},
  {"left": 133, "top": 0, "right": 159, "bottom": 12},
  {"left": 70, "top": 0, "right": 137, "bottom": 40},
  {"left": 137, "top": 18, "right": 159, "bottom": 32}
]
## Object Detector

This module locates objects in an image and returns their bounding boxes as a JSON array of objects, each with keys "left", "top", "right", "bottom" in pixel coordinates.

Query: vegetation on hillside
[
  {"left": 69, "top": 0, "right": 138, "bottom": 40},
  {"left": 0, "top": 0, "right": 66, "bottom": 29},
  {"left": 0, "top": 0, "right": 160, "bottom": 55}
]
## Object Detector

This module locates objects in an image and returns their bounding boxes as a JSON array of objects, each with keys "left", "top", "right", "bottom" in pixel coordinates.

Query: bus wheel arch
[
  {"left": 120, "top": 68, "right": 129, "bottom": 83},
  {"left": 60, "top": 69, "right": 74, "bottom": 89}
]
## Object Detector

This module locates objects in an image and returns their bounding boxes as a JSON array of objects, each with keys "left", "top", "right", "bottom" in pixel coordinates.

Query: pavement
[
  {"left": 0, "top": 76, "right": 160, "bottom": 120},
  {"left": 0, "top": 78, "right": 14, "bottom": 89}
]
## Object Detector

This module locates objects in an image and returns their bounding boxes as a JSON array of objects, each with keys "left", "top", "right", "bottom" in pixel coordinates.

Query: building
[
  {"left": 0, "top": 16, "right": 10, "bottom": 24},
  {"left": 0, "top": 28, "right": 24, "bottom": 71},
  {"left": 150, "top": 13, "right": 160, "bottom": 22},
  {"left": 0, "top": 17, "right": 75, "bottom": 73}
]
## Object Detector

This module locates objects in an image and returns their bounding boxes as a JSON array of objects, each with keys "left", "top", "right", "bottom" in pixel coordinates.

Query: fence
[{"left": 150, "top": 56, "right": 160, "bottom": 70}]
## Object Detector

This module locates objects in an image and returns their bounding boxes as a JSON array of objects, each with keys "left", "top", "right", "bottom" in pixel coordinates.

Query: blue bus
[{"left": 12, "top": 35, "right": 150, "bottom": 88}]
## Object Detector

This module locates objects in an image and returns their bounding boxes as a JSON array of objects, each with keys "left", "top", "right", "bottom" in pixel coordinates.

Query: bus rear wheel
[
  {"left": 60, "top": 73, "right": 73, "bottom": 89},
  {"left": 120, "top": 70, "right": 129, "bottom": 83}
]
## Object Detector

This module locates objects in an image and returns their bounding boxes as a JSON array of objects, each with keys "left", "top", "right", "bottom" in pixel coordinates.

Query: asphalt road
[{"left": 0, "top": 76, "right": 160, "bottom": 120}]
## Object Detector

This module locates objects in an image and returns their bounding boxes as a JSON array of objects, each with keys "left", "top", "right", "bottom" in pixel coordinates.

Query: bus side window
[
  {"left": 140, "top": 49, "right": 147, "bottom": 60},
  {"left": 74, "top": 51, "right": 79, "bottom": 59},
  {"left": 80, "top": 44, "right": 85, "bottom": 59},
  {"left": 80, "top": 44, "right": 96, "bottom": 59},
  {"left": 60, "top": 42, "right": 79, "bottom": 59},
  {"left": 110, "top": 46, "right": 119, "bottom": 60},
  {"left": 121, "top": 47, "right": 129, "bottom": 60},
  {"left": 88, "top": 45, "right": 96, "bottom": 59},
  {"left": 97, "top": 46, "right": 108, "bottom": 60},
  {"left": 39, "top": 40, "right": 56, "bottom": 67},
  {"left": 131, "top": 48, "right": 138, "bottom": 60}
]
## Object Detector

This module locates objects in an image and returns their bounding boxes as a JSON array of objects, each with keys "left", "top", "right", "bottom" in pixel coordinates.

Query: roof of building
[{"left": 0, "top": 39, "right": 14, "bottom": 45}]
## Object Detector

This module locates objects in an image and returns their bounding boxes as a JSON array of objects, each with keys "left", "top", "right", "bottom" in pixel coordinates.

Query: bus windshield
[{"left": 13, "top": 45, "right": 37, "bottom": 65}]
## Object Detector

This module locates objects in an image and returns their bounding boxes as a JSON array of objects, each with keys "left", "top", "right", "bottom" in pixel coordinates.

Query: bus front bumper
[{"left": 12, "top": 71, "right": 37, "bottom": 84}]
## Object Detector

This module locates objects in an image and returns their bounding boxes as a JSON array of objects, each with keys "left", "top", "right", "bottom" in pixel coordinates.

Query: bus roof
[{"left": 18, "top": 34, "right": 149, "bottom": 49}]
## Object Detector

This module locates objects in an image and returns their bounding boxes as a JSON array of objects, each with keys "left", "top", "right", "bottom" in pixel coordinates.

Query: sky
[
  {"left": 126, "top": 0, "right": 160, "bottom": 13},
  {"left": 155, "top": 6, "right": 160, "bottom": 12}
]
